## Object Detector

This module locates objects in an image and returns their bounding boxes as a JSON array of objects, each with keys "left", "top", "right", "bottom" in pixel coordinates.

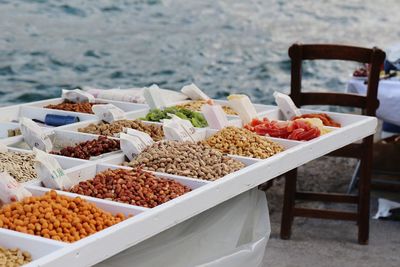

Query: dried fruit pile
[
  {"left": 0, "top": 152, "right": 37, "bottom": 183},
  {"left": 69, "top": 168, "right": 191, "bottom": 208},
  {"left": 292, "top": 113, "right": 340, "bottom": 127},
  {"left": 125, "top": 141, "right": 245, "bottom": 180},
  {"left": 204, "top": 127, "right": 284, "bottom": 159},
  {"left": 0, "top": 191, "right": 126, "bottom": 243},
  {"left": 0, "top": 247, "right": 32, "bottom": 266},
  {"left": 51, "top": 136, "right": 120, "bottom": 160},
  {"left": 244, "top": 118, "right": 321, "bottom": 141},
  {"left": 78, "top": 120, "right": 164, "bottom": 141},
  {"left": 44, "top": 100, "right": 97, "bottom": 114},
  {"left": 175, "top": 100, "right": 238, "bottom": 115}
]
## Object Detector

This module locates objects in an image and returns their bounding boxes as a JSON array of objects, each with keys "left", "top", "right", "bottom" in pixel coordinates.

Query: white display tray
[{"left": 0, "top": 98, "right": 377, "bottom": 267}]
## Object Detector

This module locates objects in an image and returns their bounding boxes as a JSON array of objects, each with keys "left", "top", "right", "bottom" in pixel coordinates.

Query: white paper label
[
  {"left": 34, "top": 148, "right": 74, "bottom": 190},
  {"left": 227, "top": 94, "right": 258, "bottom": 124},
  {"left": 120, "top": 133, "right": 149, "bottom": 160},
  {"left": 62, "top": 89, "right": 95, "bottom": 103},
  {"left": 143, "top": 84, "right": 167, "bottom": 109},
  {"left": 0, "top": 172, "right": 32, "bottom": 204},
  {"left": 125, "top": 128, "right": 154, "bottom": 146},
  {"left": 92, "top": 104, "right": 126, "bottom": 123},
  {"left": 201, "top": 104, "right": 229, "bottom": 130},
  {"left": 273, "top": 92, "right": 301, "bottom": 120},
  {"left": 163, "top": 115, "right": 204, "bottom": 142},
  {"left": 20, "top": 117, "right": 53, "bottom": 152},
  {"left": 181, "top": 83, "right": 210, "bottom": 100},
  {"left": 0, "top": 143, "right": 8, "bottom": 153}
]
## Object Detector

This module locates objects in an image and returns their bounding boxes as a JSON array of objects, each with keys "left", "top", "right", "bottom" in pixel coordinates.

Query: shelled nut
[
  {"left": 0, "top": 191, "right": 126, "bottom": 243},
  {"left": 124, "top": 140, "right": 245, "bottom": 181},
  {"left": 78, "top": 120, "right": 164, "bottom": 141},
  {"left": 50, "top": 136, "right": 120, "bottom": 160},
  {"left": 0, "top": 152, "right": 37, "bottom": 183},
  {"left": 44, "top": 100, "right": 96, "bottom": 114},
  {"left": 69, "top": 168, "right": 191, "bottom": 208},
  {"left": 204, "top": 127, "right": 284, "bottom": 159},
  {"left": 0, "top": 247, "right": 32, "bottom": 267}
]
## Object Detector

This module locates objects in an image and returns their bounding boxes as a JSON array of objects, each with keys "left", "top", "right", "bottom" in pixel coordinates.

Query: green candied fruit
[{"left": 142, "top": 107, "right": 208, "bottom": 128}]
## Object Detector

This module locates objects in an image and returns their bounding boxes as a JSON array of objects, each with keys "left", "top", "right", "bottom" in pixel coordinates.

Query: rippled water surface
[{"left": 1, "top": 0, "right": 399, "bottom": 106}]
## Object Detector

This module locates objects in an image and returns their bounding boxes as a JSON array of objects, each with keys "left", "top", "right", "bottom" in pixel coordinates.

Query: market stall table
[{"left": 0, "top": 99, "right": 377, "bottom": 267}]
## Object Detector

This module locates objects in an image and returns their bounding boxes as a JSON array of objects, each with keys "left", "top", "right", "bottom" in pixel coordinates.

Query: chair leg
[
  {"left": 357, "top": 136, "right": 373, "bottom": 245},
  {"left": 280, "top": 168, "right": 297, "bottom": 240}
]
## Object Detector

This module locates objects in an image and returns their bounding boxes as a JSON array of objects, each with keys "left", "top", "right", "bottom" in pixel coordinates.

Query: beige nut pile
[
  {"left": 78, "top": 120, "right": 164, "bottom": 141},
  {"left": 125, "top": 141, "right": 245, "bottom": 181},
  {"left": 0, "top": 152, "right": 37, "bottom": 183},
  {"left": 0, "top": 247, "right": 32, "bottom": 267},
  {"left": 175, "top": 100, "right": 238, "bottom": 115},
  {"left": 204, "top": 127, "right": 284, "bottom": 159}
]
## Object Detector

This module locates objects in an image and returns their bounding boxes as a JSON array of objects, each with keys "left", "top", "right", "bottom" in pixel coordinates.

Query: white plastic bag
[
  {"left": 92, "top": 104, "right": 126, "bottom": 123},
  {"left": 143, "top": 84, "right": 167, "bottom": 109},
  {"left": 0, "top": 172, "right": 32, "bottom": 204},
  {"left": 273, "top": 91, "right": 301, "bottom": 120},
  {"left": 181, "top": 83, "right": 210, "bottom": 100},
  {"left": 163, "top": 115, "right": 205, "bottom": 142},
  {"left": 96, "top": 189, "right": 270, "bottom": 267},
  {"left": 62, "top": 89, "right": 95, "bottom": 103},
  {"left": 34, "top": 148, "right": 73, "bottom": 190},
  {"left": 201, "top": 104, "right": 229, "bottom": 130},
  {"left": 19, "top": 117, "right": 53, "bottom": 152},
  {"left": 120, "top": 130, "right": 154, "bottom": 161}
]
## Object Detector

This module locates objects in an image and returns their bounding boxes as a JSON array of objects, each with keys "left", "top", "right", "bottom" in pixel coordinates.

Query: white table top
[{"left": 347, "top": 78, "right": 400, "bottom": 126}]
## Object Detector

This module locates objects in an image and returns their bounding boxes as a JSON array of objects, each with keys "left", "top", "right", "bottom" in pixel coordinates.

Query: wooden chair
[{"left": 280, "top": 44, "right": 385, "bottom": 245}]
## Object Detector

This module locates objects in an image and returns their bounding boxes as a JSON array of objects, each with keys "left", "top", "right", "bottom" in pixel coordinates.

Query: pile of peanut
[
  {"left": 51, "top": 136, "right": 120, "bottom": 160},
  {"left": 175, "top": 100, "right": 238, "bottom": 115},
  {"left": 204, "top": 127, "right": 284, "bottom": 159},
  {"left": 78, "top": 120, "right": 164, "bottom": 141},
  {"left": 44, "top": 101, "right": 96, "bottom": 114},
  {"left": 0, "top": 152, "right": 37, "bottom": 183},
  {"left": 125, "top": 141, "right": 245, "bottom": 181},
  {"left": 69, "top": 168, "right": 191, "bottom": 208},
  {"left": 0, "top": 247, "right": 31, "bottom": 267},
  {"left": 0, "top": 191, "right": 126, "bottom": 243}
]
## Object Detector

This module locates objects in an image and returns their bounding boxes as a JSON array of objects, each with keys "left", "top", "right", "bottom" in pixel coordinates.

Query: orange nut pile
[
  {"left": 0, "top": 191, "right": 126, "bottom": 243},
  {"left": 44, "top": 101, "right": 97, "bottom": 114}
]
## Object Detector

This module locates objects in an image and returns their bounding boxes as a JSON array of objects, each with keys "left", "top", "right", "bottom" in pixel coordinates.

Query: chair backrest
[{"left": 289, "top": 44, "right": 386, "bottom": 116}]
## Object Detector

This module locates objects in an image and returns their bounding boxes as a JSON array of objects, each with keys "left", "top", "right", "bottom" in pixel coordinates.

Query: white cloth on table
[
  {"left": 95, "top": 188, "right": 270, "bottom": 267},
  {"left": 347, "top": 78, "right": 400, "bottom": 126}
]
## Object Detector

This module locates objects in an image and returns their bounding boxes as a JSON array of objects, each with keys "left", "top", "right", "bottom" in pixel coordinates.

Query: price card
[
  {"left": 0, "top": 143, "right": 8, "bottom": 153},
  {"left": 143, "top": 84, "right": 167, "bottom": 109},
  {"left": 227, "top": 94, "right": 258, "bottom": 124},
  {"left": 273, "top": 91, "right": 301, "bottom": 120},
  {"left": 163, "top": 115, "right": 204, "bottom": 142},
  {"left": 20, "top": 117, "right": 53, "bottom": 152},
  {"left": 201, "top": 104, "right": 229, "bottom": 130},
  {"left": 62, "top": 89, "right": 95, "bottom": 103},
  {"left": 34, "top": 148, "right": 74, "bottom": 190},
  {"left": 92, "top": 104, "right": 126, "bottom": 123},
  {"left": 181, "top": 83, "right": 210, "bottom": 100},
  {"left": 120, "top": 133, "right": 149, "bottom": 160},
  {"left": 125, "top": 128, "right": 154, "bottom": 146},
  {"left": 0, "top": 172, "right": 32, "bottom": 204}
]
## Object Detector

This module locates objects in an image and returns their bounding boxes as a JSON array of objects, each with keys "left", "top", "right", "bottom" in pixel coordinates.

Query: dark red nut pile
[
  {"left": 51, "top": 136, "right": 120, "bottom": 160},
  {"left": 68, "top": 168, "right": 191, "bottom": 208},
  {"left": 44, "top": 100, "right": 97, "bottom": 114}
]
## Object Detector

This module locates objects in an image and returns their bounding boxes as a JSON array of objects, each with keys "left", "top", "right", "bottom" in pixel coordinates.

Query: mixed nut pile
[
  {"left": 51, "top": 136, "right": 120, "bottom": 160},
  {"left": 125, "top": 141, "right": 245, "bottom": 181},
  {"left": 44, "top": 101, "right": 96, "bottom": 114},
  {"left": 0, "top": 247, "right": 32, "bottom": 267},
  {"left": 204, "top": 127, "right": 284, "bottom": 159},
  {"left": 0, "top": 191, "right": 126, "bottom": 243},
  {"left": 175, "top": 100, "right": 238, "bottom": 115},
  {"left": 0, "top": 152, "right": 37, "bottom": 183},
  {"left": 69, "top": 168, "right": 191, "bottom": 208},
  {"left": 78, "top": 120, "right": 164, "bottom": 141}
]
